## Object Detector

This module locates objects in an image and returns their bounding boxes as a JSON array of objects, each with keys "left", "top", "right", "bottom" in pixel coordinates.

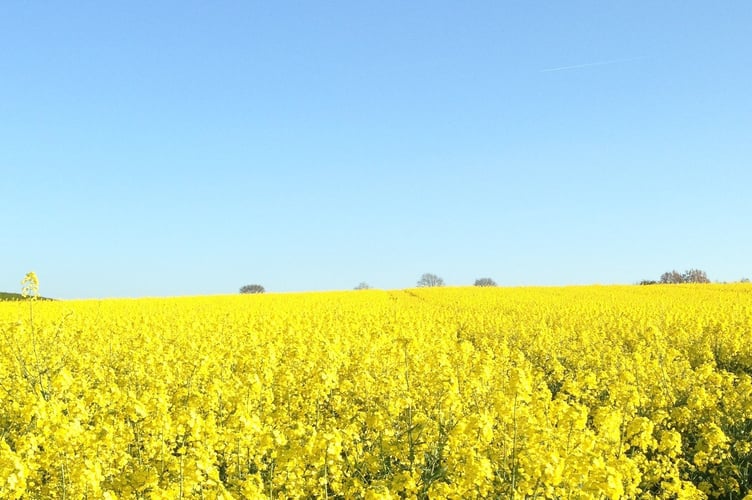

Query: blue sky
[{"left": 2, "top": 1, "right": 751, "bottom": 298}]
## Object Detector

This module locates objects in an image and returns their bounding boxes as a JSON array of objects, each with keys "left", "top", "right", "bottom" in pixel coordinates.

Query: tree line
[
  {"left": 241, "top": 269, "right": 750, "bottom": 294},
  {"left": 640, "top": 269, "right": 711, "bottom": 285},
  {"left": 640, "top": 269, "right": 750, "bottom": 285},
  {"left": 240, "top": 274, "right": 498, "bottom": 294}
]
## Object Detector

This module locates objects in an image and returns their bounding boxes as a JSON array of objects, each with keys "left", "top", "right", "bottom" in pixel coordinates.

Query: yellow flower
[{"left": 20, "top": 271, "right": 39, "bottom": 299}]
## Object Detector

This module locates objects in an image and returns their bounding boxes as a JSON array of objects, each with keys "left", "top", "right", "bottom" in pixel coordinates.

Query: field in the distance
[{"left": 1, "top": 285, "right": 752, "bottom": 499}]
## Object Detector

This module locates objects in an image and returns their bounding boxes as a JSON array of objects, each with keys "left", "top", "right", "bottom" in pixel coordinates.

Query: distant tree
[
  {"left": 659, "top": 270, "right": 684, "bottom": 284},
  {"left": 240, "top": 284, "right": 265, "bottom": 294},
  {"left": 417, "top": 273, "right": 444, "bottom": 287},
  {"left": 474, "top": 278, "right": 497, "bottom": 287},
  {"left": 740, "top": 277, "right": 750, "bottom": 284},
  {"left": 657, "top": 269, "right": 710, "bottom": 284},
  {"left": 682, "top": 269, "right": 710, "bottom": 284},
  {"left": 639, "top": 280, "right": 658, "bottom": 285},
  {"left": 354, "top": 282, "right": 371, "bottom": 290}
]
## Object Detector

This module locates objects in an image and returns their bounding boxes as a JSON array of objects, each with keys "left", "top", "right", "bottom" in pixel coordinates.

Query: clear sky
[{"left": 2, "top": 1, "right": 751, "bottom": 298}]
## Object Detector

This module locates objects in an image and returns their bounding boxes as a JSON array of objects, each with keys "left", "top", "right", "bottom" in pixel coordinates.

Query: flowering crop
[{"left": 1, "top": 285, "right": 752, "bottom": 498}]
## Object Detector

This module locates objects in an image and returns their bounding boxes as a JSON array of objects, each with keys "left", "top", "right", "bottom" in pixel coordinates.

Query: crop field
[{"left": 1, "top": 285, "right": 752, "bottom": 499}]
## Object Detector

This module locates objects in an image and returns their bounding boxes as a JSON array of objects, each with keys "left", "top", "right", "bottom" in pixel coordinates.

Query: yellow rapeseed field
[{"left": 1, "top": 284, "right": 752, "bottom": 499}]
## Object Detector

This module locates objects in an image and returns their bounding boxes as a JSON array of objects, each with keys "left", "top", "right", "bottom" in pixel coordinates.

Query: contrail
[{"left": 541, "top": 56, "right": 645, "bottom": 73}]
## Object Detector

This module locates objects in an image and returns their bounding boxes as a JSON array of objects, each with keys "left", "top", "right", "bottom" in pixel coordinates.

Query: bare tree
[
  {"left": 417, "top": 273, "right": 444, "bottom": 287},
  {"left": 682, "top": 269, "right": 710, "bottom": 284},
  {"left": 354, "top": 282, "right": 371, "bottom": 290},
  {"left": 474, "top": 278, "right": 497, "bottom": 287},
  {"left": 240, "top": 284, "right": 265, "bottom": 294},
  {"left": 659, "top": 270, "right": 684, "bottom": 284},
  {"left": 658, "top": 269, "right": 710, "bottom": 284}
]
